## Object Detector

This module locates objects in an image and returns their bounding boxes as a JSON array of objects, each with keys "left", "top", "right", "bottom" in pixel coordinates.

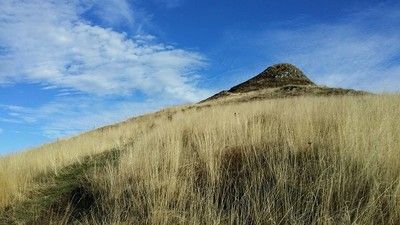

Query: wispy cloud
[
  {"left": 219, "top": 3, "right": 400, "bottom": 92},
  {"left": 0, "top": 0, "right": 209, "bottom": 101},
  {"left": 84, "top": 0, "right": 135, "bottom": 27},
  {"left": 0, "top": 0, "right": 210, "bottom": 146},
  {"left": 37, "top": 98, "right": 166, "bottom": 138},
  {"left": 0, "top": 96, "right": 177, "bottom": 138},
  {"left": 0, "top": 104, "right": 40, "bottom": 124},
  {"left": 232, "top": 3, "right": 400, "bottom": 92},
  {"left": 150, "top": 0, "right": 184, "bottom": 9}
]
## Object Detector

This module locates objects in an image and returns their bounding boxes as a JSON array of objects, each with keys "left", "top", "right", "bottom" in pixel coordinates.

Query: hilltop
[
  {"left": 203, "top": 63, "right": 366, "bottom": 103},
  {"left": 229, "top": 63, "right": 315, "bottom": 91}
]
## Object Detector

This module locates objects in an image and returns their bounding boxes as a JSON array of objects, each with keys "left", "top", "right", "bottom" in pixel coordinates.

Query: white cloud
[
  {"left": 85, "top": 0, "right": 135, "bottom": 27},
  {"left": 0, "top": 0, "right": 211, "bottom": 145},
  {"left": 152, "top": 0, "right": 183, "bottom": 8},
  {"left": 0, "top": 104, "right": 38, "bottom": 123},
  {"left": 251, "top": 4, "right": 400, "bottom": 92},
  {"left": 37, "top": 98, "right": 165, "bottom": 138},
  {"left": 0, "top": 96, "right": 177, "bottom": 138},
  {"left": 0, "top": 0, "right": 209, "bottom": 101}
]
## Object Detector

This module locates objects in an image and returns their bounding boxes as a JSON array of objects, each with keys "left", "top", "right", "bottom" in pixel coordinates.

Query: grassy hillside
[{"left": 1, "top": 94, "right": 400, "bottom": 224}]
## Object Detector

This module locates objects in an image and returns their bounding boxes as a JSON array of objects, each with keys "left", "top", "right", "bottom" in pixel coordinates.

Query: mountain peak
[
  {"left": 201, "top": 63, "right": 367, "bottom": 103},
  {"left": 228, "top": 63, "right": 315, "bottom": 93}
]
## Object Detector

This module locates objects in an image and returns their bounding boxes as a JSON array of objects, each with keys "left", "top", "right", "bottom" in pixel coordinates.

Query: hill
[
  {"left": 1, "top": 64, "right": 400, "bottom": 225},
  {"left": 202, "top": 63, "right": 366, "bottom": 103}
]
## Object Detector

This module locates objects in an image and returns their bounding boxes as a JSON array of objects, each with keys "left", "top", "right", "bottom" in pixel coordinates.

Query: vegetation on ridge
[{"left": 202, "top": 63, "right": 366, "bottom": 102}]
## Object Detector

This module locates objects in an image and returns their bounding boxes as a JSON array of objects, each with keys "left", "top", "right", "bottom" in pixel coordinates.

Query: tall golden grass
[
  {"left": 0, "top": 112, "right": 161, "bottom": 207},
  {"left": 1, "top": 94, "right": 400, "bottom": 224}
]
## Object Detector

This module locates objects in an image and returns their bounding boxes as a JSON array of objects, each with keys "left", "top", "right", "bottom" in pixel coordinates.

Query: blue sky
[{"left": 0, "top": 0, "right": 399, "bottom": 154}]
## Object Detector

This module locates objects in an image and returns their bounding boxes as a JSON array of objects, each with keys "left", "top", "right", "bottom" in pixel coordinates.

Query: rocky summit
[
  {"left": 229, "top": 63, "right": 315, "bottom": 93},
  {"left": 202, "top": 63, "right": 367, "bottom": 103}
]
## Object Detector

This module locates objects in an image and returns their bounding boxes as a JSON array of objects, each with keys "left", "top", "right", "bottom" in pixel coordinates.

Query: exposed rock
[
  {"left": 229, "top": 63, "right": 315, "bottom": 93},
  {"left": 201, "top": 63, "right": 367, "bottom": 103}
]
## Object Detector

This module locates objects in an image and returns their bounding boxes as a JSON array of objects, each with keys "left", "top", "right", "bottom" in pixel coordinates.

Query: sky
[{"left": 0, "top": 0, "right": 399, "bottom": 154}]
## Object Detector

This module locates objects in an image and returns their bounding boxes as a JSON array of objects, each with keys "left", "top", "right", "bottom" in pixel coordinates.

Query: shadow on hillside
[
  {"left": 2, "top": 142, "right": 398, "bottom": 224},
  {"left": 0, "top": 149, "right": 121, "bottom": 224}
]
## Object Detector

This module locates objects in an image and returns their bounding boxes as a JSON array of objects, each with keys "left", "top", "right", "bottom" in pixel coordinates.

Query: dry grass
[
  {"left": 0, "top": 112, "right": 163, "bottom": 207},
  {"left": 1, "top": 94, "right": 400, "bottom": 224},
  {"left": 202, "top": 84, "right": 366, "bottom": 103}
]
